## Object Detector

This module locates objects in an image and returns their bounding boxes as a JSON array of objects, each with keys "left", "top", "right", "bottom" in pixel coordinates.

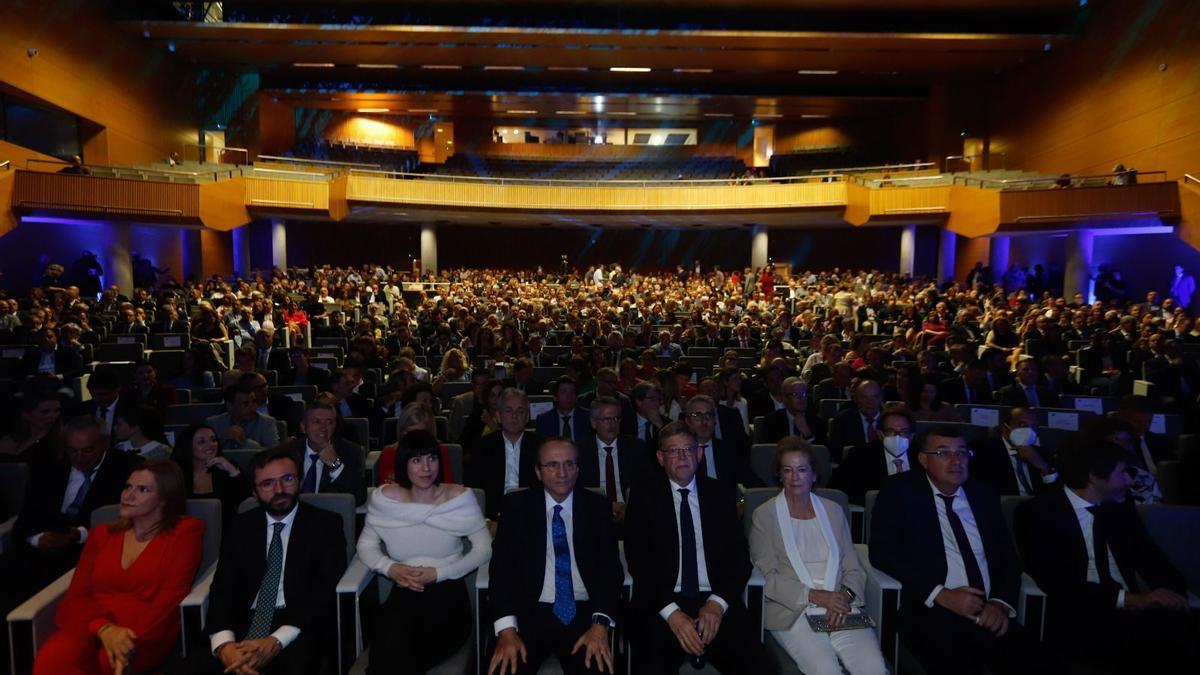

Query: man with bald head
[{"left": 827, "top": 379, "right": 883, "bottom": 463}]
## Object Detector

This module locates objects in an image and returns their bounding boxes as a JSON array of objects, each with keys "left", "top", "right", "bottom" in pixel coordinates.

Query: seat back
[
  {"left": 863, "top": 490, "right": 879, "bottom": 545},
  {"left": 749, "top": 443, "right": 832, "bottom": 488},
  {"left": 999, "top": 495, "right": 1032, "bottom": 550},
  {"left": 223, "top": 448, "right": 260, "bottom": 475},
  {"left": 1138, "top": 503, "right": 1200, "bottom": 593},
  {"left": 272, "top": 385, "right": 318, "bottom": 403},
  {"left": 90, "top": 499, "right": 223, "bottom": 580},
  {"left": 819, "top": 398, "right": 850, "bottom": 420},
  {"left": 166, "top": 402, "right": 227, "bottom": 426},
  {"left": 954, "top": 404, "right": 1012, "bottom": 427},
  {"left": 742, "top": 487, "right": 851, "bottom": 538},
  {"left": 342, "top": 417, "right": 370, "bottom": 450},
  {"left": 150, "top": 333, "right": 191, "bottom": 351}
]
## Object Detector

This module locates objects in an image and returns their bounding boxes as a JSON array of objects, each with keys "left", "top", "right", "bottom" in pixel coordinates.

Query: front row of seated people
[{"left": 14, "top": 413, "right": 1198, "bottom": 674}]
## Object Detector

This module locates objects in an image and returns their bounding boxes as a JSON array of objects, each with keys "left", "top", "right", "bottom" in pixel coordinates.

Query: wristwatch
[
  {"left": 592, "top": 615, "right": 613, "bottom": 630},
  {"left": 324, "top": 457, "right": 344, "bottom": 471}
]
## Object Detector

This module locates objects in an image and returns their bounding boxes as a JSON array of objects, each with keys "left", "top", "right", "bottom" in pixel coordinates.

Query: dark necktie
[
  {"left": 97, "top": 406, "right": 109, "bottom": 431},
  {"left": 64, "top": 469, "right": 94, "bottom": 520},
  {"left": 551, "top": 505, "right": 576, "bottom": 624},
  {"left": 1085, "top": 505, "right": 1116, "bottom": 586},
  {"left": 938, "top": 494, "right": 985, "bottom": 592},
  {"left": 301, "top": 453, "right": 318, "bottom": 493},
  {"left": 561, "top": 415, "right": 572, "bottom": 438},
  {"left": 1025, "top": 385, "right": 1040, "bottom": 407},
  {"left": 644, "top": 420, "right": 654, "bottom": 442},
  {"left": 678, "top": 488, "right": 700, "bottom": 598},
  {"left": 1013, "top": 456, "right": 1033, "bottom": 495},
  {"left": 603, "top": 446, "right": 617, "bottom": 502},
  {"left": 247, "top": 522, "right": 286, "bottom": 639}
]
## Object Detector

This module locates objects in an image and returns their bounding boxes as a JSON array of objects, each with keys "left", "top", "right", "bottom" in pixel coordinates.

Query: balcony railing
[{"left": 348, "top": 169, "right": 843, "bottom": 189}]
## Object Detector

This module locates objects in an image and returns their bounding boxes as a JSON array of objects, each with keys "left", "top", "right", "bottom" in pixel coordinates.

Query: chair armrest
[
  {"left": 7, "top": 569, "right": 74, "bottom": 674},
  {"left": 336, "top": 557, "right": 375, "bottom": 597},
  {"left": 336, "top": 557, "right": 374, "bottom": 672},
  {"left": 1189, "top": 592, "right": 1200, "bottom": 610},
  {"left": 364, "top": 451, "right": 380, "bottom": 487},
  {"left": 855, "top": 544, "right": 900, "bottom": 667},
  {"left": 0, "top": 516, "right": 14, "bottom": 556},
  {"left": 1017, "top": 573, "right": 1048, "bottom": 641},
  {"left": 179, "top": 564, "right": 217, "bottom": 658},
  {"left": 855, "top": 544, "right": 901, "bottom": 590}
]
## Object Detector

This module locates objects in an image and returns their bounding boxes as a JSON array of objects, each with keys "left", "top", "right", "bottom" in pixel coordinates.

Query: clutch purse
[{"left": 805, "top": 611, "right": 876, "bottom": 633}]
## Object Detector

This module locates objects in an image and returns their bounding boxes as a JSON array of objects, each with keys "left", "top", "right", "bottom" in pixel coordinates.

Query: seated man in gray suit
[{"left": 207, "top": 381, "right": 281, "bottom": 450}]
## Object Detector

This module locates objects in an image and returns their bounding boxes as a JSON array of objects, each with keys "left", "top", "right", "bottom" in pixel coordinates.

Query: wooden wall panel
[
  {"left": 0, "top": 1, "right": 198, "bottom": 165},
  {"left": 11, "top": 171, "right": 200, "bottom": 220},
  {"left": 323, "top": 114, "right": 416, "bottom": 149}
]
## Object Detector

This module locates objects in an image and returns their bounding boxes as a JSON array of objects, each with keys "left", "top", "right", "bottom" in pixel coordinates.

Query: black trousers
[
  {"left": 490, "top": 602, "right": 605, "bottom": 675},
  {"left": 631, "top": 595, "right": 769, "bottom": 675},
  {"left": 901, "top": 604, "right": 1055, "bottom": 675},
  {"left": 1048, "top": 604, "right": 1197, "bottom": 674},
  {"left": 166, "top": 617, "right": 328, "bottom": 675},
  {"left": 367, "top": 578, "right": 471, "bottom": 675}
]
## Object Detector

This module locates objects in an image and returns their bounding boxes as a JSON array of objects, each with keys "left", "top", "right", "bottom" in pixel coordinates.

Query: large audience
[{"left": 0, "top": 259, "right": 1197, "bottom": 675}]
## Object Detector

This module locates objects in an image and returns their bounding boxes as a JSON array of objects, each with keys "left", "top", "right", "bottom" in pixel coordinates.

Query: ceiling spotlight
[
  {"left": 796, "top": 70, "right": 838, "bottom": 75},
  {"left": 357, "top": 64, "right": 399, "bottom": 69},
  {"left": 673, "top": 68, "right": 713, "bottom": 73},
  {"left": 484, "top": 66, "right": 524, "bottom": 71},
  {"left": 549, "top": 66, "right": 589, "bottom": 71},
  {"left": 555, "top": 110, "right": 586, "bottom": 115},
  {"left": 421, "top": 65, "right": 461, "bottom": 70},
  {"left": 506, "top": 109, "right": 538, "bottom": 114},
  {"left": 408, "top": 108, "right": 439, "bottom": 113},
  {"left": 293, "top": 62, "right": 335, "bottom": 68},
  {"left": 610, "top": 67, "right": 651, "bottom": 72},
  {"left": 357, "top": 108, "right": 390, "bottom": 113}
]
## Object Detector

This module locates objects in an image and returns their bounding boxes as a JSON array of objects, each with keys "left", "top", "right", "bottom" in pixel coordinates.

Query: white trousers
[{"left": 771, "top": 615, "right": 890, "bottom": 675}]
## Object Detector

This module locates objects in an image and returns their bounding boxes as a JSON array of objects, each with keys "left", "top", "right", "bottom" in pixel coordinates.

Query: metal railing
[
  {"left": 0, "top": 160, "right": 10, "bottom": 171},
  {"left": 853, "top": 174, "right": 950, "bottom": 187},
  {"left": 945, "top": 152, "right": 1008, "bottom": 171},
  {"left": 347, "top": 168, "right": 846, "bottom": 188},
  {"left": 258, "top": 155, "right": 383, "bottom": 171},
  {"left": 969, "top": 170, "right": 1168, "bottom": 191},
  {"left": 24, "top": 158, "right": 242, "bottom": 182},
  {"left": 1185, "top": 174, "right": 1200, "bottom": 187},
  {"left": 246, "top": 167, "right": 332, "bottom": 179},
  {"left": 182, "top": 144, "right": 250, "bottom": 166},
  {"left": 809, "top": 161, "right": 935, "bottom": 175}
]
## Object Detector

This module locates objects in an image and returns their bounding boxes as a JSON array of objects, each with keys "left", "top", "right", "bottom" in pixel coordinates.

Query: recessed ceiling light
[
  {"left": 797, "top": 70, "right": 838, "bottom": 75},
  {"left": 483, "top": 65, "right": 524, "bottom": 71},
  {"left": 506, "top": 109, "right": 538, "bottom": 114},
  {"left": 608, "top": 111, "right": 638, "bottom": 116},
  {"left": 293, "top": 62, "right": 335, "bottom": 68},
  {"left": 673, "top": 68, "right": 713, "bottom": 74},
  {"left": 356, "top": 108, "right": 390, "bottom": 113},
  {"left": 802, "top": 114, "right": 830, "bottom": 119},
  {"left": 549, "top": 66, "right": 589, "bottom": 71},
  {"left": 421, "top": 65, "right": 461, "bottom": 70},
  {"left": 408, "top": 108, "right": 439, "bottom": 113},
  {"left": 703, "top": 113, "right": 734, "bottom": 118},
  {"left": 610, "top": 67, "right": 651, "bottom": 73},
  {"left": 357, "top": 64, "right": 399, "bottom": 69},
  {"left": 555, "top": 110, "right": 586, "bottom": 115}
]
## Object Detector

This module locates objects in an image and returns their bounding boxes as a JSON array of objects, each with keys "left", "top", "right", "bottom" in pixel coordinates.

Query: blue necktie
[
  {"left": 301, "top": 453, "right": 318, "bottom": 493},
  {"left": 551, "top": 504, "right": 576, "bottom": 625},
  {"left": 678, "top": 488, "right": 700, "bottom": 598},
  {"left": 247, "top": 522, "right": 285, "bottom": 639},
  {"left": 64, "top": 469, "right": 93, "bottom": 520}
]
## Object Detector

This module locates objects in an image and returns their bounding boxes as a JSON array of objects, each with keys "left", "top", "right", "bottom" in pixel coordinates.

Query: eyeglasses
[
  {"left": 686, "top": 412, "right": 715, "bottom": 421},
  {"left": 920, "top": 449, "right": 975, "bottom": 460},
  {"left": 256, "top": 473, "right": 298, "bottom": 490},
  {"left": 882, "top": 430, "right": 913, "bottom": 438},
  {"left": 539, "top": 460, "right": 578, "bottom": 473},
  {"left": 593, "top": 416, "right": 621, "bottom": 424},
  {"left": 660, "top": 446, "right": 698, "bottom": 457}
]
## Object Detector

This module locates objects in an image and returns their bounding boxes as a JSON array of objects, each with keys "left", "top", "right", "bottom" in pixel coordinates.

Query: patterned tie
[
  {"left": 551, "top": 505, "right": 576, "bottom": 625},
  {"left": 301, "top": 453, "right": 318, "bottom": 493},
  {"left": 247, "top": 522, "right": 286, "bottom": 639},
  {"left": 678, "top": 489, "right": 700, "bottom": 598},
  {"left": 603, "top": 447, "right": 617, "bottom": 502},
  {"left": 64, "top": 469, "right": 93, "bottom": 520},
  {"left": 938, "top": 494, "right": 986, "bottom": 592}
]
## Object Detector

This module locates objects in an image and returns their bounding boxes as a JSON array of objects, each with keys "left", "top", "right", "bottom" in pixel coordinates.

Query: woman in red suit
[{"left": 34, "top": 460, "right": 204, "bottom": 675}]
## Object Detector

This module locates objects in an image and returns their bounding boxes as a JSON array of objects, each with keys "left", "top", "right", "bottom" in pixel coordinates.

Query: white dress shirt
[
  {"left": 883, "top": 450, "right": 909, "bottom": 476},
  {"left": 302, "top": 440, "right": 345, "bottom": 491},
  {"left": 1138, "top": 437, "right": 1158, "bottom": 475},
  {"left": 596, "top": 438, "right": 625, "bottom": 503},
  {"left": 660, "top": 478, "right": 728, "bottom": 621},
  {"left": 698, "top": 440, "right": 718, "bottom": 480},
  {"left": 28, "top": 456, "right": 106, "bottom": 547},
  {"left": 635, "top": 414, "right": 655, "bottom": 443},
  {"left": 923, "top": 478, "right": 1015, "bottom": 617},
  {"left": 211, "top": 503, "right": 301, "bottom": 653},
  {"left": 1063, "top": 487, "right": 1128, "bottom": 607},
  {"left": 859, "top": 413, "right": 880, "bottom": 443},
  {"left": 503, "top": 433, "right": 524, "bottom": 490},
  {"left": 95, "top": 398, "right": 118, "bottom": 436}
]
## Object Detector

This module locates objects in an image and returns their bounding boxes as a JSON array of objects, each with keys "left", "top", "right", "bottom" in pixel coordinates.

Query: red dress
[
  {"left": 34, "top": 517, "right": 204, "bottom": 675},
  {"left": 376, "top": 443, "right": 454, "bottom": 486}
]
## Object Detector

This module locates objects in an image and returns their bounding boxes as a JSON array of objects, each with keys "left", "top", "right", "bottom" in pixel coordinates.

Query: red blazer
[{"left": 53, "top": 517, "right": 204, "bottom": 670}]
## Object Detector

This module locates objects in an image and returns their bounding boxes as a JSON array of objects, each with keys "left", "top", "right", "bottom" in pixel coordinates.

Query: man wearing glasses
[
  {"left": 762, "top": 377, "right": 819, "bottom": 444},
  {"left": 868, "top": 426, "right": 1052, "bottom": 675},
  {"left": 623, "top": 422, "right": 769, "bottom": 674},
  {"left": 682, "top": 395, "right": 756, "bottom": 487},
  {"left": 577, "top": 397, "right": 651, "bottom": 526},
  {"left": 487, "top": 438, "right": 623, "bottom": 675},
  {"left": 831, "top": 408, "right": 915, "bottom": 505},
  {"left": 197, "top": 447, "right": 347, "bottom": 675}
]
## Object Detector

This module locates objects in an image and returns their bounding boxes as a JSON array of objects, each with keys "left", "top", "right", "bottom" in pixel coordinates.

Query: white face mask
[
  {"left": 882, "top": 435, "right": 909, "bottom": 457},
  {"left": 1008, "top": 427, "right": 1038, "bottom": 447}
]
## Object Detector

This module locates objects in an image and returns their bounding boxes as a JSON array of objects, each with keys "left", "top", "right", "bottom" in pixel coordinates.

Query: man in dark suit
[
  {"left": 811, "top": 362, "right": 854, "bottom": 408},
  {"left": 747, "top": 364, "right": 788, "bottom": 421},
  {"left": 328, "top": 368, "right": 372, "bottom": 420},
  {"left": 995, "top": 358, "right": 1060, "bottom": 409},
  {"left": 827, "top": 379, "right": 883, "bottom": 463},
  {"left": 724, "top": 323, "right": 759, "bottom": 351},
  {"left": 126, "top": 361, "right": 179, "bottom": 416},
  {"left": 870, "top": 425, "right": 1052, "bottom": 675},
  {"left": 72, "top": 367, "right": 126, "bottom": 440},
  {"left": 194, "top": 447, "right": 347, "bottom": 675},
  {"left": 503, "top": 357, "right": 546, "bottom": 396},
  {"left": 652, "top": 330, "right": 684, "bottom": 361},
  {"left": 21, "top": 327, "right": 84, "bottom": 379},
  {"left": 1115, "top": 395, "right": 1175, "bottom": 473},
  {"left": 466, "top": 388, "right": 543, "bottom": 520},
  {"left": 622, "top": 381, "right": 667, "bottom": 445},
  {"left": 761, "top": 377, "right": 821, "bottom": 444},
  {"left": 279, "top": 347, "right": 331, "bottom": 390},
  {"left": 938, "top": 359, "right": 994, "bottom": 405},
  {"left": 623, "top": 422, "right": 769, "bottom": 674},
  {"left": 278, "top": 399, "right": 366, "bottom": 505},
  {"left": 578, "top": 396, "right": 651, "bottom": 524},
  {"left": 578, "top": 367, "right": 635, "bottom": 426},
  {"left": 1015, "top": 440, "right": 1194, "bottom": 673},
  {"left": 1, "top": 416, "right": 137, "bottom": 608},
  {"left": 535, "top": 378, "right": 592, "bottom": 445},
  {"left": 487, "top": 437, "right": 623, "bottom": 675},
  {"left": 253, "top": 329, "right": 292, "bottom": 376},
  {"left": 683, "top": 395, "right": 756, "bottom": 487},
  {"left": 150, "top": 302, "right": 189, "bottom": 335},
  {"left": 969, "top": 408, "right": 1059, "bottom": 497},
  {"left": 831, "top": 408, "right": 915, "bottom": 504}
]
